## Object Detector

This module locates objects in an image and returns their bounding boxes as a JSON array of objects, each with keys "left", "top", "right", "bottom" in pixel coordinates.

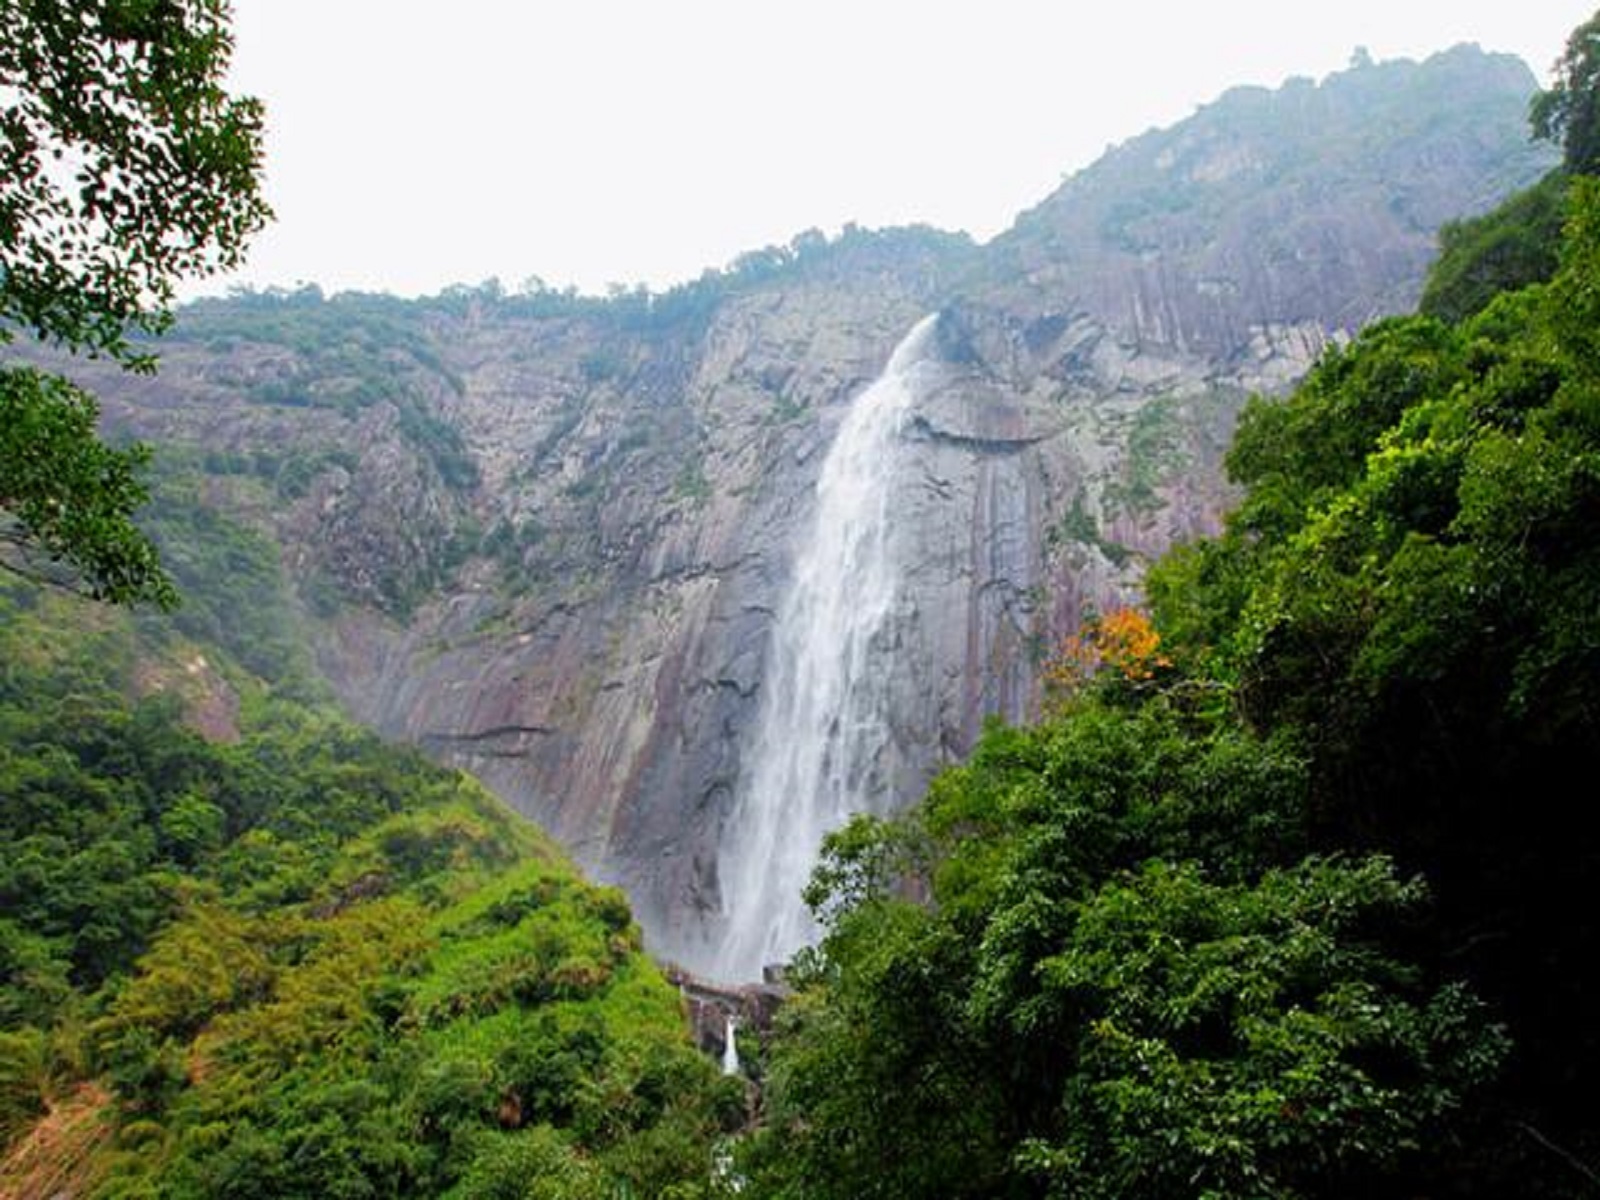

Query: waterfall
[
  {"left": 722, "top": 1013, "right": 740, "bottom": 1076},
  {"left": 714, "top": 314, "right": 941, "bottom": 980}
]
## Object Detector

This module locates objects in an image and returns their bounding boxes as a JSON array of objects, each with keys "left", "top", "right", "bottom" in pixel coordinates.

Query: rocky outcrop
[
  {"left": 48, "top": 46, "right": 1555, "bottom": 978},
  {"left": 981, "top": 45, "right": 1551, "bottom": 353},
  {"left": 665, "top": 963, "right": 787, "bottom": 1062}
]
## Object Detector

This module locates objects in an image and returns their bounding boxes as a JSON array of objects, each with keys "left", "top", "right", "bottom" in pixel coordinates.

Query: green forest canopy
[
  {"left": 0, "top": 580, "right": 741, "bottom": 1198},
  {"left": 1, "top": 0, "right": 270, "bottom": 606},
  {"left": 738, "top": 174, "right": 1600, "bottom": 1198}
]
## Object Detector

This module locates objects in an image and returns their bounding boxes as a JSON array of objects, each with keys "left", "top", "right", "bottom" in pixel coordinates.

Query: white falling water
[
  {"left": 722, "top": 1013, "right": 740, "bottom": 1076},
  {"left": 714, "top": 314, "right": 941, "bottom": 980}
]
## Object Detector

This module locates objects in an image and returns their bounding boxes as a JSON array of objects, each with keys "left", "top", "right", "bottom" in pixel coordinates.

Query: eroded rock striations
[{"left": 47, "top": 47, "right": 1552, "bottom": 975}]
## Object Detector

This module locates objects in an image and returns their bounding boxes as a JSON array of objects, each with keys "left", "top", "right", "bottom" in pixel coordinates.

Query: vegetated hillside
[
  {"left": 737, "top": 172, "right": 1600, "bottom": 1198},
  {"left": 0, "top": 541, "right": 742, "bottom": 1197},
  {"left": 4, "top": 28, "right": 1594, "bottom": 1200},
  {"left": 22, "top": 45, "right": 1556, "bottom": 972}
]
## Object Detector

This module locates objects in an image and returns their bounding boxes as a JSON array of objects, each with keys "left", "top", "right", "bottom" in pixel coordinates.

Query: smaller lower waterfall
[
  {"left": 721, "top": 1014, "right": 740, "bottom": 1076},
  {"left": 714, "top": 314, "right": 942, "bottom": 981}
]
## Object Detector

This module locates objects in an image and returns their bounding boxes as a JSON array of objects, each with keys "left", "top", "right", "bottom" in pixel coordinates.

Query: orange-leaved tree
[{"left": 1042, "top": 606, "right": 1172, "bottom": 703}]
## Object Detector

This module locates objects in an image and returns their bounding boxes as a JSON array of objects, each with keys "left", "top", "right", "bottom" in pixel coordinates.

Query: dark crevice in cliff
[
  {"left": 690, "top": 677, "right": 760, "bottom": 701},
  {"left": 422, "top": 724, "right": 557, "bottom": 757},
  {"left": 648, "top": 552, "right": 767, "bottom": 588},
  {"left": 905, "top": 414, "right": 1049, "bottom": 455}
]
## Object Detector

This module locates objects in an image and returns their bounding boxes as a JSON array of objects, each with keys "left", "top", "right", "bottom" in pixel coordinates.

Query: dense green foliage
[
  {"left": 1, "top": 368, "right": 176, "bottom": 606},
  {"left": 0, "top": 0, "right": 268, "bottom": 358},
  {"left": 1531, "top": 11, "right": 1600, "bottom": 174},
  {"left": 132, "top": 466, "right": 312, "bottom": 687},
  {"left": 743, "top": 179, "right": 1600, "bottom": 1200},
  {"left": 0, "top": 586, "right": 741, "bottom": 1196},
  {"left": 1419, "top": 171, "right": 1569, "bottom": 323},
  {"left": 1, "top": 0, "right": 269, "bottom": 606}
]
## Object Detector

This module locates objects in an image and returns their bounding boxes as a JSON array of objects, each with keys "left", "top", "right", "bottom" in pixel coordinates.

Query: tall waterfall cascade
[{"left": 714, "top": 314, "right": 942, "bottom": 981}]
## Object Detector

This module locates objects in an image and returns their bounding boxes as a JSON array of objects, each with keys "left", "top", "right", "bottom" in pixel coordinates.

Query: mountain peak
[{"left": 981, "top": 40, "right": 1554, "bottom": 354}]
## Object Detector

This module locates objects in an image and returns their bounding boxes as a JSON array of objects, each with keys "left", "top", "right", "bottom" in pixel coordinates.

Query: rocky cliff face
[{"left": 54, "top": 46, "right": 1552, "bottom": 975}]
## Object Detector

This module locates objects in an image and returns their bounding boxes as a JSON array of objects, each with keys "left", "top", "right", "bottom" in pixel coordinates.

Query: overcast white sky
[{"left": 203, "top": 1, "right": 1598, "bottom": 300}]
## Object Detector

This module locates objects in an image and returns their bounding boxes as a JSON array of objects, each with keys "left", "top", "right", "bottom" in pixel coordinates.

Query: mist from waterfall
[{"left": 714, "top": 313, "right": 941, "bottom": 981}]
